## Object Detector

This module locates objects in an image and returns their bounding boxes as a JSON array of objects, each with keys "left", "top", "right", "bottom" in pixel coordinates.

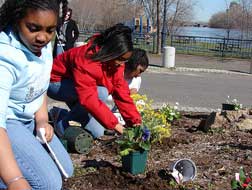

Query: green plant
[
  {"left": 159, "top": 103, "right": 181, "bottom": 122},
  {"left": 117, "top": 126, "right": 151, "bottom": 156},
  {"left": 226, "top": 96, "right": 243, "bottom": 110},
  {"left": 168, "top": 179, "right": 191, "bottom": 190},
  {"left": 73, "top": 165, "right": 96, "bottom": 177},
  {"left": 231, "top": 167, "right": 252, "bottom": 190},
  {"left": 117, "top": 94, "right": 171, "bottom": 156},
  {"left": 133, "top": 94, "right": 171, "bottom": 142}
]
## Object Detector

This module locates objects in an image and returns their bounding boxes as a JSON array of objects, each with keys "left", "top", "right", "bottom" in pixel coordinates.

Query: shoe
[
  {"left": 104, "top": 129, "right": 116, "bottom": 136},
  {"left": 49, "top": 107, "right": 65, "bottom": 138},
  {"left": 49, "top": 106, "right": 61, "bottom": 123}
]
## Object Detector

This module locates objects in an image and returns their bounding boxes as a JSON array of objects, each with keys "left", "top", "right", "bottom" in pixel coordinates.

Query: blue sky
[{"left": 195, "top": 0, "right": 230, "bottom": 22}]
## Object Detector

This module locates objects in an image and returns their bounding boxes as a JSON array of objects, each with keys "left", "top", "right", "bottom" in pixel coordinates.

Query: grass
[{"left": 73, "top": 165, "right": 97, "bottom": 177}]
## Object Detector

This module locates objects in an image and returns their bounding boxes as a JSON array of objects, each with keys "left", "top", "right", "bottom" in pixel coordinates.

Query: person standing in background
[{"left": 53, "top": 8, "right": 79, "bottom": 57}]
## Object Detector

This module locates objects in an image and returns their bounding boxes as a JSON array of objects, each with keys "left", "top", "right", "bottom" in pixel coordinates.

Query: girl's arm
[
  {"left": 0, "top": 128, "right": 31, "bottom": 190},
  {"left": 129, "top": 77, "right": 141, "bottom": 95},
  {"left": 113, "top": 67, "right": 142, "bottom": 126},
  {"left": 35, "top": 94, "right": 54, "bottom": 142},
  {"left": 0, "top": 62, "right": 31, "bottom": 189}
]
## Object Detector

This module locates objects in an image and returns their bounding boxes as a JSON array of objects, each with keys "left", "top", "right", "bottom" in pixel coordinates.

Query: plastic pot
[
  {"left": 170, "top": 158, "right": 197, "bottom": 183},
  {"left": 63, "top": 127, "right": 93, "bottom": 154},
  {"left": 122, "top": 150, "right": 148, "bottom": 175},
  {"left": 222, "top": 103, "right": 236, "bottom": 111}
]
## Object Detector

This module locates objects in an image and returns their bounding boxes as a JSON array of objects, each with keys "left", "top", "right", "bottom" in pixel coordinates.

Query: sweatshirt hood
[
  {"left": 0, "top": 28, "right": 29, "bottom": 52},
  {"left": 0, "top": 28, "right": 51, "bottom": 58}
]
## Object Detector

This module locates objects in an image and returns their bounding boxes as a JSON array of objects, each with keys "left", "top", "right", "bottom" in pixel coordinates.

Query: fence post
[
  {"left": 171, "top": 35, "right": 173, "bottom": 47},
  {"left": 250, "top": 59, "right": 252, "bottom": 74},
  {"left": 222, "top": 38, "right": 225, "bottom": 58},
  {"left": 152, "top": 34, "right": 156, "bottom": 53}
]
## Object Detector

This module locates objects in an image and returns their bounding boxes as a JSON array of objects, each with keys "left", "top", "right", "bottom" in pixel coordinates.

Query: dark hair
[
  {"left": 0, "top": 0, "right": 68, "bottom": 32},
  {"left": 86, "top": 23, "right": 133, "bottom": 62},
  {"left": 65, "top": 8, "right": 72, "bottom": 18},
  {"left": 125, "top": 48, "right": 149, "bottom": 73}
]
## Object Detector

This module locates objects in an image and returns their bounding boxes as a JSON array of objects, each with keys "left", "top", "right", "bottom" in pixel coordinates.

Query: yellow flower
[{"left": 131, "top": 94, "right": 171, "bottom": 144}]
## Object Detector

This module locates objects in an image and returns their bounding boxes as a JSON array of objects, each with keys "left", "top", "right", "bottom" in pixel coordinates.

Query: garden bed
[{"left": 63, "top": 111, "right": 252, "bottom": 190}]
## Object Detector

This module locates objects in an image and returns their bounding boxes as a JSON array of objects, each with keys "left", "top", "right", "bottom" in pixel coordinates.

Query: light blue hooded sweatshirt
[{"left": 0, "top": 29, "right": 53, "bottom": 129}]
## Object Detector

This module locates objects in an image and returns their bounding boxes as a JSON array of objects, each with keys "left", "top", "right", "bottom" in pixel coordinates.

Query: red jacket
[{"left": 50, "top": 41, "right": 142, "bottom": 129}]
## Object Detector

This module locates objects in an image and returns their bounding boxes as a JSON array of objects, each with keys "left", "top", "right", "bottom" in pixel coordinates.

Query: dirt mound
[{"left": 64, "top": 112, "right": 252, "bottom": 190}]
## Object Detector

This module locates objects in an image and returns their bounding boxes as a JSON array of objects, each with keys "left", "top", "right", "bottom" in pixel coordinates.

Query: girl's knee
[{"left": 64, "top": 161, "right": 74, "bottom": 178}]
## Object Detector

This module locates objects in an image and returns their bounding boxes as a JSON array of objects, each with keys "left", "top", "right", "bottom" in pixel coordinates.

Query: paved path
[
  {"left": 149, "top": 53, "right": 252, "bottom": 74},
  {"left": 137, "top": 54, "right": 252, "bottom": 112},
  {"left": 141, "top": 69, "right": 252, "bottom": 112}
]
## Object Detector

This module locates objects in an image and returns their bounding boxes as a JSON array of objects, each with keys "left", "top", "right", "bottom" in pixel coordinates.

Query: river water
[{"left": 178, "top": 26, "right": 252, "bottom": 40}]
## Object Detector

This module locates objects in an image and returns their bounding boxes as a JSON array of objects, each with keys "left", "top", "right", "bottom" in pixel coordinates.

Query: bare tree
[
  {"left": 100, "top": 0, "right": 137, "bottom": 28},
  {"left": 69, "top": 0, "right": 102, "bottom": 31},
  {"left": 69, "top": 0, "right": 195, "bottom": 54},
  {"left": 133, "top": 0, "right": 195, "bottom": 53},
  {"left": 209, "top": 0, "right": 252, "bottom": 39},
  {"left": 70, "top": 0, "right": 140, "bottom": 30},
  {"left": 238, "top": 0, "right": 252, "bottom": 39},
  {"left": 209, "top": 12, "right": 227, "bottom": 28},
  {"left": 167, "top": 0, "right": 195, "bottom": 35}
]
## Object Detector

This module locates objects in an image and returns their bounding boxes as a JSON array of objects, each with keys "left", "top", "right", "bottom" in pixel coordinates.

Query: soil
[{"left": 63, "top": 111, "right": 252, "bottom": 190}]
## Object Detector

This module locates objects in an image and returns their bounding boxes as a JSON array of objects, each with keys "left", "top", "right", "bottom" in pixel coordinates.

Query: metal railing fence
[
  {"left": 77, "top": 31, "right": 252, "bottom": 59},
  {"left": 77, "top": 31, "right": 156, "bottom": 53},
  {"left": 171, "top": 35, "right": 252, "bottom": 59}
]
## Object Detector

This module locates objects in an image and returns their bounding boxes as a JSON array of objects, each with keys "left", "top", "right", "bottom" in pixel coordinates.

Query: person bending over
[
  {"left": 48, "top": 24, "right": 142, "bottom": 139},
  {"left": 107, "top": 48, "right": 149, "bottom": 112}
]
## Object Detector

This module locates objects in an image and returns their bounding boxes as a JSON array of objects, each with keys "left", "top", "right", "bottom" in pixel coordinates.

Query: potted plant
[
  {"left": 117, "top": 126, "right": 150, "bottom": 175},
  {"left": 117, "top": 94, "right": 171, "bottom": 175},
  {"left": 222, "top": 96, "right": 243, "bottom": 111}
]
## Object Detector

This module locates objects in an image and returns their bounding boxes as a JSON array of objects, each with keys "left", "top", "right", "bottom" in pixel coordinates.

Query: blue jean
[
  {"left": 0, "top": 119, "right": 73, "bottom": 190},
  {"left": 56, "top": 44, "right": 64, "bottom": 56},
  {"left": 47, "top": 79, "right": 108, "bottom": 138}
]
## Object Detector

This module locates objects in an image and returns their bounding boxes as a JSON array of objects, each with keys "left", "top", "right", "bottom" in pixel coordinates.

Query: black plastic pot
[
  {"left": 222, "top": 103, "right": 236, "bottom": 111},
  {"left": 63, "top": 127, "right": 93, "bottom": 154}
]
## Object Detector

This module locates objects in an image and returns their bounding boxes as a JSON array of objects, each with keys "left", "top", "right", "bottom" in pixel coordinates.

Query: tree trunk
[{"left": 156, "top": 0, "right": 161, "bottom": 54}]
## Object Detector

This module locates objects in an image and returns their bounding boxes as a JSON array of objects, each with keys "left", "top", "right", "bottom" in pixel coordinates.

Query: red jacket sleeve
[
  {"left": 112, "top": 66, "right": 142, "bottom": 126},
  {"left": 72, "top": 63, "right": 119, "bottom": 130}
]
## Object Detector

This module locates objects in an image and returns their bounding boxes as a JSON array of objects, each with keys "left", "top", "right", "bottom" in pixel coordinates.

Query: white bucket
[
  {"left": 162, "top": 46, "right": 175, "bottom": 68},
  {"left": 169, "top": 159, "right": 197, "bottom": 183}
]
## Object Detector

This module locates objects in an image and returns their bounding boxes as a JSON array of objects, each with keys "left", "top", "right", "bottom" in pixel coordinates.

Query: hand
[
  {"left": 130, "top": 88, "right": 138, "bottom": 95},
  {"left": 114, "top": 123, "right": 124, "bottom": 134},
  {"left": 132, "top": 124, "right": 141, "bottom": 127},
  {"left": 36, "top": 122, "right": 54, "bottom": 142}
]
